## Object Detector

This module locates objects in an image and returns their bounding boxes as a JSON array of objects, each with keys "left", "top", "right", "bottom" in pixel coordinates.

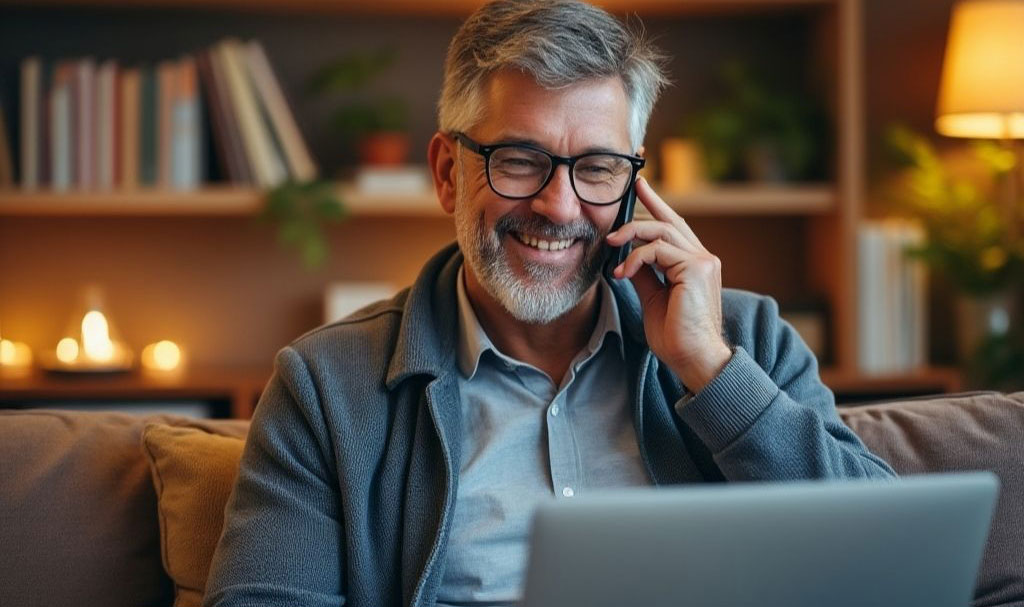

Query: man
[{"left": 205, "top": 1, "right": 895, "bottom": 606}]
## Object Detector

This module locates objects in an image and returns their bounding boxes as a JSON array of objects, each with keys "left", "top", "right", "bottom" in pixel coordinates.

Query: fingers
[
  {"left": 614, "top": 238, "right": 721, "bottom": 288},
  {"left": 634, "top": 177, "right": 704, "bottom": 250},
  {"left": 606, "top": 219, "right": 699, "bottom": 254}
]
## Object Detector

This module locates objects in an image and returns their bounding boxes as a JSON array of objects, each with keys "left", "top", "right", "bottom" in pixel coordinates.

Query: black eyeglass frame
[{"left": 453, "top": 132, "right": 645, "bottom": 206}]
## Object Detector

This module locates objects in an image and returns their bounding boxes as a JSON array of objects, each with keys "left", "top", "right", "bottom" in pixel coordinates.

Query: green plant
[
  {"left": 308, "top": 49, "right": 409, "bottom": 143},
  {"left": 261, "top": 179, "right": 346, "bottom": 269},
  {"left": 682, "top": 61, "right": 826, "bottom": 182},
  {"left": 884, "top": 125, "right": 1024, "bottom": 295}
]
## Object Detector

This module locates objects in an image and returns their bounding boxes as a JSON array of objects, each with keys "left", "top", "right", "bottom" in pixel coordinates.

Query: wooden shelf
[
  {"left": 0, "top": 0, "right": 837, "bottom": 17},
  {"left": 658, "top": 184, "right": 835, "bottom": 216},
  {"left": 0, "top": 366, "right": 270, "bottom": 419},
  {"left": 0, "top": 183, "right": 832, "bottom": 218},
  {"left": 820, "top": 366, "right": 964, "bottom": 402},
  {"left": 0, "top": 186, "right": 447, "bottom": 217}
]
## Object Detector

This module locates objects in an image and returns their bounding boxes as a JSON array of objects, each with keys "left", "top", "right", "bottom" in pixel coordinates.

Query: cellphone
[{"left": 602, "top": 177, "right": 638, "bottom": 281}]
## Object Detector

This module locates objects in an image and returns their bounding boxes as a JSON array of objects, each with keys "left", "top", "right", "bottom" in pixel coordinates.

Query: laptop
[{"left": 522, "top": 472, "right": 998, "bottom": 607}]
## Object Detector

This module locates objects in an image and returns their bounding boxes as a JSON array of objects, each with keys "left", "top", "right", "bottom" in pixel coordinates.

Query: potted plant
[
  {"left": 682, "top": 61, "right": 827, "bottom": 183},
  {"left": 308, "top": 49, "right": 410, "bottom": 167},
  {"left": 884, "top": 125, "right": 1024, "bottom": 388}
]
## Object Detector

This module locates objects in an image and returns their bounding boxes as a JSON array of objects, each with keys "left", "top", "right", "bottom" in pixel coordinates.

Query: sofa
[{"left": 1, "top": 391, "right": 1022, "bottom": 607}]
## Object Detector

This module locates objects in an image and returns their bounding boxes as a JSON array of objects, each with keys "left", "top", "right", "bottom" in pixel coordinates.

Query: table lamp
[{"left": 935, "top": 0, "right": 1024, "bottom": 238}]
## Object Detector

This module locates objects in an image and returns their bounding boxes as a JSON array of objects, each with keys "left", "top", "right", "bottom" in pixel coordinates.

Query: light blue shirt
[{"left": 435, "top": 268, "right": 651, "bottom": 606}]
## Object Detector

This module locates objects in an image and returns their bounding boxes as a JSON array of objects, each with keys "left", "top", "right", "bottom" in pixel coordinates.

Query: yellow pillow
[{"left": 142, "top": 423, "right": 246, "bottom": 607}]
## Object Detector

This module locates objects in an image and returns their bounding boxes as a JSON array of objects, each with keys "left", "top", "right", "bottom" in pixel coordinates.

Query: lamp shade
[{"left": 935, "top": 0, "right": 1024, "bottom": 138}]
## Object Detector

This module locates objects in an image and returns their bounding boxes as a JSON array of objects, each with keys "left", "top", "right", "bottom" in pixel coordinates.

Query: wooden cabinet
[{"left": 0, "top": 0, "right": 961, "bottom": 412}]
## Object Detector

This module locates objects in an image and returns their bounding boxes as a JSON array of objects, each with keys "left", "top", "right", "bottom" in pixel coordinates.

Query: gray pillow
[
  {"left": 841, "top": 392, "right": 1024, "bottom": 607},
  {"left": 0, "top": 409, "right": 248, "bottom": 607}
]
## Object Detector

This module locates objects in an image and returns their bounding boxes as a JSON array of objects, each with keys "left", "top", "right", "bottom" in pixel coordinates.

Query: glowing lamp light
[
  {"left": 141, "top": 340, "right": 185, "bottom": 373},
  {"left": 55, "top": 337, "right": 80, "bottom": 364}
]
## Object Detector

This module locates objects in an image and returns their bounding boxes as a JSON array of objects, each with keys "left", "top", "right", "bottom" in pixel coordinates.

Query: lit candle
[
  {"left": 141, "top": 340, "right": 185, "bottom": 374},
  {"left": 0, "top": 335, "right": 33, "bottom": 377}
]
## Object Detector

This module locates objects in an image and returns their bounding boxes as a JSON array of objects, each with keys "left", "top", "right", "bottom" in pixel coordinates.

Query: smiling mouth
[{"left": 513, "top": 231, "right": 576, "bottom": 252}]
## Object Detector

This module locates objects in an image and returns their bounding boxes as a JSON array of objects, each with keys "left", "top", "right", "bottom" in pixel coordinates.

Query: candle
[
  {"left": 0, "top": 337, "right": 33, "bottom": 377},
  {"left": 141, "top": 340, "right": 185, "bottom": 374}
]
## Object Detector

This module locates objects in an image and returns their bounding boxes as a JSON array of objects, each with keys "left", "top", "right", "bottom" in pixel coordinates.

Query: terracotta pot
[{"left": 358, "top": 132, "right": 410, "bottom": 166}]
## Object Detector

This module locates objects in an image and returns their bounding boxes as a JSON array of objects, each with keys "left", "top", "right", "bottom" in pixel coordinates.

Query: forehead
[{"left": 474, "top": 69, "right": 632, "bottom": 153}]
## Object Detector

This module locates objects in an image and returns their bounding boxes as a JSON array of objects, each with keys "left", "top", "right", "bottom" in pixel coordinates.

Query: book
[
  {"left": 857, "top": 220, "right": 928, "bottom": 374},
  {"left": 139, "top": 66, "right": 157, "bottom": 186},
  {"left": 96, "top": 59, "right": 118, "bottom": 190},
  {"left": 243, "top": 40, "right": 317, "bottom": 181},
  {"left": 119, "top": 67, "right": 141, "bottom": 188},
  {"left": 74, "top": 58, "right": 96, "bottom": 190},
  {"left": 215, "top": 38, "right": 286, "bottom": 187},
  {"left": 197, "top": 50, "right": 242, "bottom": 184},
  {"left": 50, "top": 62, "right": 73, "bottom": 191},
  {"left": 19, "top": 56, "right": 41, "bottom": 190},
  {"left": 171, "top": 56, "right": 201, "bottom": 190},
  {"left": 0, "top": 102, "right": 14, "bottom": 188},
  {"left": 156, "top": 60, "right": 176, "bottom": 188}
]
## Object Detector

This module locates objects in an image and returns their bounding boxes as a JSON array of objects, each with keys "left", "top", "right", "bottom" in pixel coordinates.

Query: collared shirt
[{"left": 435, "top": 267, "right": 651, "bottom": 606}]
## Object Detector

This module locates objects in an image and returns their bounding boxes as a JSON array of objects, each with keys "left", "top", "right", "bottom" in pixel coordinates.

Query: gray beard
[{"left": 454, "top": 167, "right": 605, "bottom": 325}]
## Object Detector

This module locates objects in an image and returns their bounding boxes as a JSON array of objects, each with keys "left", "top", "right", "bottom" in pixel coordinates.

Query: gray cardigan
[{"left": 205, "top": 243, "right": 895, "bottom": 607}]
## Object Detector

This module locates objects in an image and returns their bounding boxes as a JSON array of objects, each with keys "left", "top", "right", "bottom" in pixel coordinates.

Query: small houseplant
[
  {"left": 884, "top": 124, "right": 1024, "bottom": 388},
  {"left": 682, "top": 61, "right": 827, "bottom": 183},
  {"left": 308, "top": 49, "right": 410, "bottom": 166}
]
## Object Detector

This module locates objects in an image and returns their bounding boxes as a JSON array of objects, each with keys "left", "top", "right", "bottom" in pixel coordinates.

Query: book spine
[
  {"left": 156, "top": 60, "right": 176, "bottom": 188},
  {"left": 244, "top": 40, "right": 318, "bottom": 181},
  {"left": 75, "top": 58, "right": 95, "bottom": 190},
  {"left": 96, "top": 59, "right": 117, "bottom": 190},
  {"left": 139, "top": 66, "right": 157, "bottom": 187},
  {"left": 171, "top": 56, "right": 201, "bottom": 190},
  {"left": 216, "top": 38, "right": 285, "bottom": 187},
  {"left": 19, "top": 56, "right": 41, "bottom": 190},
  {"left": 204, "top": 47, "right": 252, "bottom": 184},
  {"left": 50, "top": 63, "right": 72, "bottom": 192},
  {"left": 119, "top": 67, "right": 141, "bottom": 189}
]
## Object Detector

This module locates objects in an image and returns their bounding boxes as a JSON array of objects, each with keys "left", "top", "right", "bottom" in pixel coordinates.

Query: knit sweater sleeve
[
  {"left": 204, "top": 346, "right": 346, "bottom": 607},
  {"left": 673, "top": 292, "right": 896, "bottom": 480}
]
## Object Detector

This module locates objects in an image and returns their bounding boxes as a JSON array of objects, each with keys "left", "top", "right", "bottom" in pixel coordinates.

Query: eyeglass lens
[{"left": 488, "top": 146, "right": 633, "bottom": 204}]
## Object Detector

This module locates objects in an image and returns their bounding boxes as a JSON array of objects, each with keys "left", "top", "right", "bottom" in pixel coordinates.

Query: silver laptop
[{"left": 522, "top": 472, "right": 998, "bottom": 607}]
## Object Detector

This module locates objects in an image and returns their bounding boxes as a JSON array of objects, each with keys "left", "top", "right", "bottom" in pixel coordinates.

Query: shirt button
[
  {"left": 562, "top": 487, "right": 575, "bottom": 498},
  {"left": 550, "top": 405, "right": 560, "bottom": 416}
]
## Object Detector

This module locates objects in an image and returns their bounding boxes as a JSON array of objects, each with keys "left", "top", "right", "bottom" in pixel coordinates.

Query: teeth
[{"left": 516, "top": 232, "right": 573, "bottom": 251}]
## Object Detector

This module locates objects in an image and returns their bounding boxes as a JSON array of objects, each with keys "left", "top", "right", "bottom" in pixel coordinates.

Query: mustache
[{"left": 494, "top": 214, "right": 598, "bottom": 242}]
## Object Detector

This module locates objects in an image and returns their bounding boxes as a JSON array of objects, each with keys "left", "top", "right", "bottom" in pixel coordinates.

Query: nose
[{"left": 529, "top": 164, "right": 581, "bottom": 224}]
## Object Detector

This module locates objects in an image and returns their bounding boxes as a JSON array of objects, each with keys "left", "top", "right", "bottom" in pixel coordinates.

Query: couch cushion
[
  {"left": 0, "top": 409, "right": 247, "bottom": 607},
  {"left": 142, "top": 423, "right": 246, "bottom": 607},
  {"left": 840, "top": 392, "right": 1024, "bottom": 607}
]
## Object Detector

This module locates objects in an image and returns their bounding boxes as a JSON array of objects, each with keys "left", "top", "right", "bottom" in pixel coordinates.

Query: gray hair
[{"left": 438, "top": 0, "right": 669, "bottom": 150}]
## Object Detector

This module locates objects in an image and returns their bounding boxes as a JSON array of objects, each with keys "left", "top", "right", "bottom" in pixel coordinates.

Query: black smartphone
[{"left": 602, "top": 177, "right": 638, "bottom": 281}]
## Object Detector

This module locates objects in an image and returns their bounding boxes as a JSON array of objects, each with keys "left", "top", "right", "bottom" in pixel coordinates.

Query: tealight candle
[
  {"left": 0, "top": 337, "right": 33, "bottom": 377},
  {"left": 141, "top": 340, "right": 185, "bottom": 374}
]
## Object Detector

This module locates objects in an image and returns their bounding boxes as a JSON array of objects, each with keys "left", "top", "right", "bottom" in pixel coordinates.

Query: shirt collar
[{"left": 455, "top": 265, "right": 625, "bottom": 380}]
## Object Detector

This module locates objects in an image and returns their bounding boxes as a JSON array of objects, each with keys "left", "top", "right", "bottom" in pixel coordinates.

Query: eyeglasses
[{"left": 453, "top": 132, "right": 645, "bottom": 206}]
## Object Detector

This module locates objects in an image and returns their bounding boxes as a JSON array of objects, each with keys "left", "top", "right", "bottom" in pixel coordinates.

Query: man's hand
[{"left": 606, "top": 177, "right": 731, "bottom": 394}]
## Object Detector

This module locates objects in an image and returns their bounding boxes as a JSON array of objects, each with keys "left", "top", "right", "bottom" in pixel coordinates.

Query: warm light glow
[
  {"left": 936, "top": 0, "right": 1024, "bottom": 138},
  {"left": 81, "top": 310, "right": 114, "bottom": 362},
  {"left": 0, "top": 338, "right": 32, "bottom": 375},
  {"left": 142, "top": 340, "right": 183, "bottom": 372},
  {"left": 0, "top": 339, "right": 14, "bottom": 364},
  {"left": 56, "top": 337, "right": 80, "bottom": 364}
]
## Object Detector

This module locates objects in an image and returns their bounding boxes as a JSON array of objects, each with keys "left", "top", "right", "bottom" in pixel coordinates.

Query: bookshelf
[
  {"left": 0, "top": 0, "right": 963, "bottom": 414},
  {"left": 0, "top": 183, "right": 834, "bottom": 217}
]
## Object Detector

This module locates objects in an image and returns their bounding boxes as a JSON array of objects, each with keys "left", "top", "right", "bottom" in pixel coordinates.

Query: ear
[
  {"left": 428, "top": 132, "right": 458, "bottom": 215},
  {"left": 637, "top": 144, "right": 645, "bottom": 157}
]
